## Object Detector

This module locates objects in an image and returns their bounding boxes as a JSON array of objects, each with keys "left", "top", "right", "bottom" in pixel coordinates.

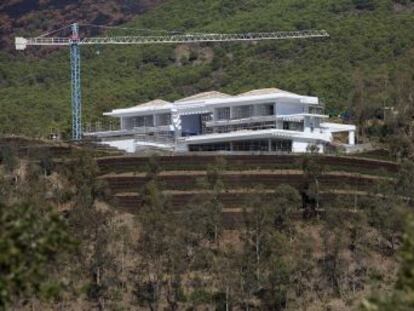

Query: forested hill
[
  {"left": 0, "top": 0, "right": 166, "bottom": 49},
  {"left": 0, "top": 0, "right": 413, "bottom": 137}
]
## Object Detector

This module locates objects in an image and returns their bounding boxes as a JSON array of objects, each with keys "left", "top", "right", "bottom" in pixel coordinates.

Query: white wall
[
  {"left": 100, "top": 139, "right": 136, "bottom": 153},
  {"left": 276, "top": 102, "right": 304, "bottom": 115},
  {"left": 292, "top": 141, "right": 324, "bottom": 153},
  {"left": 348, "top": 130, "right": 355, "bottom": 145}
]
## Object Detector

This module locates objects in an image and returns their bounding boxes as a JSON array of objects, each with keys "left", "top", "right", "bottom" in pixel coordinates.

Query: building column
[
  {"left": 171, "top": 110, "right": 181, "bottom": 139},
  {"left": 120, "top": 117, "right": 125, "bottom": 130},
  {"left": 152, "top": 114, "right": 156, "bottom": 127},
  {"left": 304, "top": 116, "right": 311, "bottom": 133},
  {"left": 348, "top": 130, "right": 355, "bottom": 145}
]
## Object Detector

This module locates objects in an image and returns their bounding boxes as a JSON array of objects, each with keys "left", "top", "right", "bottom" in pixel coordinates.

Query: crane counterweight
[{"left": 15, "top": 37, "right": 28, "bottom": 50}]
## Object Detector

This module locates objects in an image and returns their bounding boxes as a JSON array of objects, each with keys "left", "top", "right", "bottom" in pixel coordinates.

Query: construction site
[
  {"left": 2, "top": 2, "right": 414, "bottom": 307},
  {"left": 0, "top": 135, "right": 399, "bottom": 227}
]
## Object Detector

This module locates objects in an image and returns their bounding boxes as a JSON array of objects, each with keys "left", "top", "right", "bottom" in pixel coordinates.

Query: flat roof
[
  {"left": 175, "top": 91, "right": 231, "bottom": 103},
  {"left": 104, "top": 87, "right": 319, "bottom": 117},
  {"left": 104, "top": 99, "right": 174, "bottom": 117}
]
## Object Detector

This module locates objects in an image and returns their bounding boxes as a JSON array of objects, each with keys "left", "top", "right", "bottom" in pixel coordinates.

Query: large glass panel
[
  {"left": 309, "top": 106, "right": 324, "bottom": 114},
  {"left": 271, "top": 139, "right": 292, "bottom": 152},
  {"left": 233, "top": 105, "right": 253, "bottom": 119},
  {"left": 256, "top": 103, "right": 274, "bottom": 116},
  {"left": 283, "top": 121, "right": 304, "bottom": 131},
  {"left": 157, "top": 113, "right": 171, "bottom": 126},
  {"left": 216, "top": 107, "right": 230, "bottom": 120},
  {"left": 134, "top": 115, "right": 154, "bottom": 127}
]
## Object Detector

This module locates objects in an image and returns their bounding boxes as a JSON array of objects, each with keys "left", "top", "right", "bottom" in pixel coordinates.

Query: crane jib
[{"left": 18, "top": 30, "right": 329, "bottom": 48}]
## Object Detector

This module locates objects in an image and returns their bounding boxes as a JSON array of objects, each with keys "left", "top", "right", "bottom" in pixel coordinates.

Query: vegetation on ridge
[
  {"left": 0, "top": 0, "right": 413, "bottom": 138},
  {"left": 1, "top": 141, "right": 414, "bottom": 309}
]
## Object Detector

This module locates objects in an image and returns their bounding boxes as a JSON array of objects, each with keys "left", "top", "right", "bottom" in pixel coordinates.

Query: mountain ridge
[
  {"left": 0, "top": 0, "right": 166, "bottom": 50},
  {"left": 0, "top": 0, "right": 413, "bottom": 137}
]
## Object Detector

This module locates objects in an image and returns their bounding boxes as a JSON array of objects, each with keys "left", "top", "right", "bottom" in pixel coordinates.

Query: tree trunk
[
  {"left": 96, "top": 267, "right": 101, "bottom": 286},
  {"left": 256, "top": 234, "right": 260, "bottom": 283},
  {"left": 225, "top": 286, "right": 230, "bottom": 311},
  {"left": 315, "top": 178, "right": 320, "bottom": 211}
]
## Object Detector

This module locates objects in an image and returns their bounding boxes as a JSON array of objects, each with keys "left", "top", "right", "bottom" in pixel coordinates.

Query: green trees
[
  {"left": 352, "top": 0, "right": 377, "bottom": 10},
  {"left": 238, "top": 184, "right": 300, "bottom": 309},
  {"left": 64, "top": 149, "right": 107, "bottom": 208},
  {"left": 60, "top": 149, "right": 122, "bottom": 309},
  {"left": 2, "top": 140, "right": 411, "bottom": 309},
  {"left": 302, "top": 155, "right": 325, "bottom": 218},
  {"left": 0, "top": 153, "right": 74, "bottom": 309},
  {"left": 134, "top": 180, "right": 173, "bottom": 310},
  {"left": 394, "top": 215, "right": 414, "bottom": 308},
  {"left": 196, "top": 157, "right": 227, "bottom": 245},
  {"left": 273, "top": 184, "right": 301, "bottom": 235},
  {"left": 133, "top": 158, "right": 188, "bottom": 310},
  {"left": 2, "top": 0, "right": 414, "bottom": 137},
  {"left": 0, "top": 201, "right": 72, "bottom": 309},
  {"left": 242, "top": 187, "right": 276, "bottom": 286},
  {"left": 362, "top": 216, "right": 414, "bottom": 310},
  {"left": 0, "top": 145, "right": 18, "bottom": 174}
]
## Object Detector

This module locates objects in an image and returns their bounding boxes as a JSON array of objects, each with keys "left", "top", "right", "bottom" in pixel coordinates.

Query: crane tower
[{"left": 15, "top": 23, "right": 329, "bottom": 140}]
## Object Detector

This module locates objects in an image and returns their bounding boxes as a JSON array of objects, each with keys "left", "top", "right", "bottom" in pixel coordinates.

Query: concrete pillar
[
  {"left": 171, "top": 110, "right": 181, "bottom": 139},
  {"left": 348, "top": 130, "right": 355, "bottom": 145},
  {"left": 304, "top": 116, "right": 311, "bottom": 133}
]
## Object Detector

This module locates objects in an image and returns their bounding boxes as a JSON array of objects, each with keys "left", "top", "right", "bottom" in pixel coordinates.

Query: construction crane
[{"left": 15, "top": 23, "right": 329, "bottom": 140}]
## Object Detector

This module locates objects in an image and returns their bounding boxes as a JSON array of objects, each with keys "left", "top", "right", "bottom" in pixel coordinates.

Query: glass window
[
  {"left": 216, "top": 107, "right": 230, "bottom": 120},
  {"left": 283, "top": 121, "right": 304, "bottom": 131},
  {"left": 134, "top": 115, "right": 154, "bottom": 127},
  {"left": 157, "top": 113, "right": 171, "bottom": 126},
  {"left": 256, "top": 103, "right": 274, "bottom": 116},
  {"left": 309, "top": 106, "right": 324, "bottom": 114},
  {"left": 233, "top": 105, "right": 253, "bottom": 119}
]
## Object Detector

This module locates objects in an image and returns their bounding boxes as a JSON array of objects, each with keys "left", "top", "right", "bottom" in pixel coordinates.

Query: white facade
[{"left": 85, "top": 88, "right": 356, "bottom": 154}]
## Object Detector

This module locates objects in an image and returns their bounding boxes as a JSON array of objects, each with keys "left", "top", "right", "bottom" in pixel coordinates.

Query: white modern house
[{"left": 85, "top": 88, "right": 356, "bottom": 153}]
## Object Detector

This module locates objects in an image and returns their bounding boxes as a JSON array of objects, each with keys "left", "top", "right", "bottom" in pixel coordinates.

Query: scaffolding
[
  {"left": 134, "top": 129, "right": 175, "bottom": 145},
  {"left": 206, "top": 119, "right": 305, "bottom": 134}
]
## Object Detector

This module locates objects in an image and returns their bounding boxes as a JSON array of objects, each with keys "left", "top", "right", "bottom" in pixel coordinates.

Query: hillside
[
  {"left": 0, "top": 0, "right": 413, "bottom": 138},
  {"left": 0, "top": 0, "right": 166, "bottom": 49},
  {"left": 1, "top": 138, "right": 414, "bottom": 310}
]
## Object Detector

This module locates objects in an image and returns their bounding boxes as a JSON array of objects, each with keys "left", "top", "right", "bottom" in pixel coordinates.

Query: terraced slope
[
  {"left": 97, "top": 154, "right": 399, "bottom": 226},
  {"left": 102, "top": 170, "right": 383, "bottom": 193},
  {"left": 97, "top": 154, "right": 399, "bottom": 175}
]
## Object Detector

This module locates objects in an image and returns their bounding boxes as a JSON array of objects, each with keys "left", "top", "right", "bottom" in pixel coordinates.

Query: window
[
  {"left": 232, "top": 140, "right": 269, "bottom": 151},
  {"left": 216, "top": 107, "right": 230, "bottom": 120},
  {"left": 271, "top": 140, "right": 292, "bottom": 152},
  {"left": 283, "top": 121, "right": 304, "bottom": 131},
  {"left": 189, "top": 143, "right": 231, "bottom": 152},
  {"left": 256, "top": 103, "right": 274, "bottom": 116},
  {"left": 157, "top": 113, "right": 171, "bottom": 126},
  {"left": 309, "top": 106, "right": 324, "bottom": 114},
  {"left": 134, "top": 115, "right": 154, "bottom": 127},
  {"left": 233, "top": 105, "right": 253, "bottom": 119}
]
